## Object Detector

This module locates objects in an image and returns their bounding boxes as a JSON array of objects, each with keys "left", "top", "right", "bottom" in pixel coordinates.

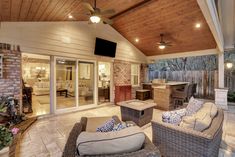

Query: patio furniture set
[{"left": 63, "top": 97, "right": 224, "bottom": 157}]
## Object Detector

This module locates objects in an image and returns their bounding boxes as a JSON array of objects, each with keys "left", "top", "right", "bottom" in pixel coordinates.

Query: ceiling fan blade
[
  {"left": 72, "top": 12, "right": 91, "bottom": 16},
  {"left": 82, "top": 2, "right": 94, "bottom": 12},
  {"left": 101, "top": 9, "right": 115, "bottom": 15},
  {"left": 165, "top": 41, "right": 172, "bottom": 44},
  {"left": 165, "top": 43, "right": 172, "bottom": 46},
  {"left": 157, "top": 42, "right": 165, "bottom": 45},
  {"left": 102, "top": 17, "right": 113, "bottom": 25}
]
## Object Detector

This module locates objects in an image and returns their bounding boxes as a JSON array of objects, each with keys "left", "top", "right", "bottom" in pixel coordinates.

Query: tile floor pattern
[
  {"left": 30, "top": 95, "right": 94, "bottom": 116},
  {"left": 17, "top": 105, "right": 235, "bottom": 157}
]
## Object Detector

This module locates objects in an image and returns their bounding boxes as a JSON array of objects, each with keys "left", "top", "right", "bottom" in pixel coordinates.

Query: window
[{"left": 131, "top": 64, "right": 140, "bottom": 86}]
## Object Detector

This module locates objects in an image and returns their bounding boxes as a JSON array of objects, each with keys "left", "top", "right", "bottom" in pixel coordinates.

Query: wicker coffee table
[{"left": 118, "top": 100, "right": 156, "bottom": 127}]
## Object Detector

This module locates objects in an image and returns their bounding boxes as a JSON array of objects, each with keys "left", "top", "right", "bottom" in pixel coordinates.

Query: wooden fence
[
  {"left": 225, "top": 71, "right": 235, "bottom": 92},
  {"left": 149, "top": 70, "right": 218, "bottom": 99}
]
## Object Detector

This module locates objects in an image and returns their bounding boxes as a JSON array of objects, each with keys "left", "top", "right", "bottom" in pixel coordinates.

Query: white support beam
[
  {"left": 197, "top": 0, "right": 224, "bottom": 52},
  {"left": 219, "top": 0, "right": 235, "bottom": 50},
  {"left": 147, "top": 48, "right": 219, "bottom": 61},
  {"left": 50, "top": 56, "right": 55, "bottom": 114},
  {"left": 218, "top": 52, "right": 225, "bottom": 88}
]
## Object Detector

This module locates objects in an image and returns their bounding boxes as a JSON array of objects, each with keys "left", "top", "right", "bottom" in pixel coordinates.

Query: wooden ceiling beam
[{"left": 110, "top": 0, "right": 154, "bottom": 19}]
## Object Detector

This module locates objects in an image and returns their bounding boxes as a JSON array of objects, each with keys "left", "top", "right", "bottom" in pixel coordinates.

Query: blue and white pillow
[
  {"left": 186, "top": 97, "right": 203, "bottom": 116},
  {"left": 96, "top": 118, "right": 116, "bottom": 132},
  {"left": 112, "top": 122, "right": 134, "bottom": 131},
  {"left": 162, "top": 108, "right": 186, "bottom": 125},
  {"left": 168, "top": 114, "right": 182, "bottom": 125}
]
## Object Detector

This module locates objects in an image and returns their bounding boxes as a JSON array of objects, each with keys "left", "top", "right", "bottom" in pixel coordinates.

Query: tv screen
[{"left": 94, "top": 38, "right": 117, "bottom": 58}]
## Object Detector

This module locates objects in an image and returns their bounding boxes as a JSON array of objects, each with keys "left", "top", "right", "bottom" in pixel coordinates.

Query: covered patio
[{"left": 0, "top": 0, "right": 235, "bottom": 157}]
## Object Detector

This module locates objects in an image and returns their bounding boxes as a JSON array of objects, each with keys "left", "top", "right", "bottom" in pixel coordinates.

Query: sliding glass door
[
  {"left": 56, "top": 58, "right": 76, "bottom": 109},
  {"left": 54, "top": 58, "right": 96, "bottom": 111},
  {"left": 22, "top": 53, "right": 50, "bottom": 116},
  {"left": 98, "top": 62, "right": 111, "bottom": 104},
  {"left": 78, "top": 61, "right": 95, "bottom": 106}
]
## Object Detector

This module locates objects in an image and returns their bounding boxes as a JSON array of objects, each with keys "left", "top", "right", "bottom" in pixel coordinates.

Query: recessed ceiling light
[
  {"left": 68, "top": 14, "right": 73, "bottom": 19},
  {"left": 135, "top": 38, "right": 139, "bottom": 43},
  {"left": 195, "top": 23, "right": 201, "bottom": 28}
]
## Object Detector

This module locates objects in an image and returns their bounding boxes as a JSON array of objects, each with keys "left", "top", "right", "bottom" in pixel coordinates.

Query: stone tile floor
[{"left": 17, "top": 105, "right": 235, "bottom": 157}]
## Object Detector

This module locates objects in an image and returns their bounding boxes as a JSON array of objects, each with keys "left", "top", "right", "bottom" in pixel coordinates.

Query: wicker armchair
[
  {"left": 63, "top": 116, "right": 160, "bottom": 157},
  {"left": 151, "top": 109, "right": 224, "bottom": 157}
]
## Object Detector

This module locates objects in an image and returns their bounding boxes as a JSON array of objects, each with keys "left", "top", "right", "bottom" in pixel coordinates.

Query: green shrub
[
  {"left": 228, "top": 92, "right": 235, "bottom": 102},
  {"left": 0, "top": 125, "right": 13, "bottom": 150}
]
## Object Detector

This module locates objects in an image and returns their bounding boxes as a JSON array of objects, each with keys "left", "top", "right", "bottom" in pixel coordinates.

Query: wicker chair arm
[
  {"left": 62, "top": 122, "right": 83, "bottom": 157},
  {"left": 151, "top": 120, "right": 213, "bottom": 140},
  {"left": 80, "top": 117, "right": 87, "bottom": 131},
  {"left": 113, "top": 136, "right": 160, "bottom": 157}
]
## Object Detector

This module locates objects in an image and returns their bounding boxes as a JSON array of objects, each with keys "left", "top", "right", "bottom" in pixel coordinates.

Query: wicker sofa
[
  {"left": 152, "top": 109, "right": 224, "bottom": 157},
  {"left": 63, "top": 116, "right": 160, "bottom": 157}
]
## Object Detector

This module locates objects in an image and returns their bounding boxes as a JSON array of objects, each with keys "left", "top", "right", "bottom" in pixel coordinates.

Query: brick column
[{"left": 0, "top": 50, "right": 22, "bottom": 112}]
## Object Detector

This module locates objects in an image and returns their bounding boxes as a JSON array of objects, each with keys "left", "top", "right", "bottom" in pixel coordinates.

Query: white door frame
[
  {"left": 51, "top": 56, "right": 99, "bottom": 114},
  {"left": 54, "top": 56, "right": 78, "bottom": 113}
]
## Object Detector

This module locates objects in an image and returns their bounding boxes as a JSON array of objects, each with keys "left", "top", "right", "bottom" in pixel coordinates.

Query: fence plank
[{"left": 149, "top": 70, "right": 218, "bottom": 98}]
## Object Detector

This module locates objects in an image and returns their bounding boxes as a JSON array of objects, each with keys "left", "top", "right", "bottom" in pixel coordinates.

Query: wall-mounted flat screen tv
[{"left": 94, "top": 38, "right": 117, "bottom": 58}]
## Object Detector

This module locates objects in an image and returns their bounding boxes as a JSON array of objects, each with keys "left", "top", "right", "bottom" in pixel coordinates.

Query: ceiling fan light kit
[
  {"left": 90, "top": 15, "right": 101, "bottom": 23},
  {"left": 159, "top": 45, "right": 166, "bottom": 49},
  {"left": 157, "top": 33, "right": 172, "bottom": 50},
  {"left": 82, "top": 0, "right": 115, "bottom": 24}
]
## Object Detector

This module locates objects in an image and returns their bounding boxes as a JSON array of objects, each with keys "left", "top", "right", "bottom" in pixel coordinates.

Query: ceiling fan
[
  {"left": 81, "top": 0, "right": 115, "bottom": 24},
  {"left": 157, "top": 34, "right": 172, "bottom": 49}
]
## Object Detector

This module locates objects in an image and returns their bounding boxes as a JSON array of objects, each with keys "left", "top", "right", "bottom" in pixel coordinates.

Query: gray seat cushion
[{"left": 77, "top": 126, "right": 145, "bottom": 156}]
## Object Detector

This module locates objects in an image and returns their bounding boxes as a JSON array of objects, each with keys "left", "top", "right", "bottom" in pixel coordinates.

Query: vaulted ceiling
[{"left": 0, "top": 0, "right": 217, "bottom": 56}]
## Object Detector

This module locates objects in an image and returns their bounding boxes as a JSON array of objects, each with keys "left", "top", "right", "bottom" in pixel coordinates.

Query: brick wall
[
  {"left": 0, "top": 50, "right": 22, "bottom": 106},
  {"left": 113, "top": 60, "right": 131, "bottom": 86},
  {"left": 113, "top": 60, "right": 146, "bottom": 100}
]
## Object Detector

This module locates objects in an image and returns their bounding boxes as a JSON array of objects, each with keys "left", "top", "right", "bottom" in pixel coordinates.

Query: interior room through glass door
[
  {"left": 78, "top": 61, "right": 95, "bottom": 105},
  {"left": 98, "top": 62, "right": 111, "bottom": 104},
  {"left": 22, "top": 53, "right": 50, "bottom": 116},
  {"left": 56, "top": 59, "right": 76, "bottom": 109}
]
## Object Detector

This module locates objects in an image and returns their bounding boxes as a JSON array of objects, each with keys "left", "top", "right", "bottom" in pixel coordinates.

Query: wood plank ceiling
[{"left": 0, "top": 0, "right": 216, "bottom": 56}]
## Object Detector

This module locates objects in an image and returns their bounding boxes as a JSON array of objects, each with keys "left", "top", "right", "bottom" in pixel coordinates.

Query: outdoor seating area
[
  {"left": 1, "top": 0, "right": 235, "bottom": 157},
  {"left": 5, "top": 104, "right": 234, "bottom": 157}
]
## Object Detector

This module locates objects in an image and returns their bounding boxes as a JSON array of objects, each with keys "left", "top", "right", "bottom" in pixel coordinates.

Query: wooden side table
[
  {"left": 136, "top": 89, "right": 150, "bottom": 101},
  {"left": 143, "top": 83, "right": 153, "bottom": 99}
]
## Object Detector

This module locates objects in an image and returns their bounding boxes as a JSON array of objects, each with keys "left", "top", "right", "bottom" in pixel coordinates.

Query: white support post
[
  {"left": 215, "top": 52, "right": 228, "bottom": 110},
  {"left": 218, "top": 52, "right": 224, "bottom": 88},
  {"left": 50, "top": 56, "right": 55, "bottom": 114}
]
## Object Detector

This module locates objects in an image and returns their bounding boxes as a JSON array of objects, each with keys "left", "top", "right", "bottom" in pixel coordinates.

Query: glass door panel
[
  {"left": 22, "top": 53, "right": 50, "bottom": 116},
  {"left": 56, "top": 59, "right": 76, "bottom": 109},
  {"left": 78, "top": 62, "right": 94, "bottom": 105},
  {"left": 98, "top": 62, "right": 111, "bottom": 104}
]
